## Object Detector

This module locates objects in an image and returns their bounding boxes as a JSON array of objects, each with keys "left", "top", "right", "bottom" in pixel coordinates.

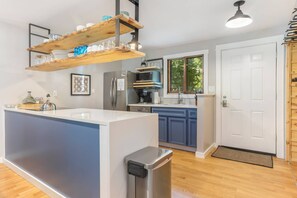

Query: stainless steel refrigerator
[{"left": 104, "top": 71, "right": 138, "bottom": 111}]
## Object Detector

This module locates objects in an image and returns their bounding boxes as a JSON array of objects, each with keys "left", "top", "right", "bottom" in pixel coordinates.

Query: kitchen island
[{"left": 3, "top": 108, "right": 158, "bottom": 198}]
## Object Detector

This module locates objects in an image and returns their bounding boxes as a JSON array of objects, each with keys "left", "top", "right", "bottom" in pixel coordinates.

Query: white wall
[
  {"left": 0, "top": 21, "right": 122, "bottom": 161},
  {"left": 123, "top": 26, "right": 286, "bottom": 100},
  {"left": 37, "top": 62, "right": 121, "bottom": 109}
]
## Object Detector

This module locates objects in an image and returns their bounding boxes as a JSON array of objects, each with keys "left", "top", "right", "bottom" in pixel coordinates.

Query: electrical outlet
[
  {"left": 91, "top": 89, "right": 96, "bottom": 94},
  {"left": 53, "top": 90, "right": 58, "bottom": 97}
]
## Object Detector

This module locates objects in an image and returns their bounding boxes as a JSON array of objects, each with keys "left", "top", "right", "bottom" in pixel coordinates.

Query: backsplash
[{"left": 161, "top": 97, "right": 196, "bottom": 105}]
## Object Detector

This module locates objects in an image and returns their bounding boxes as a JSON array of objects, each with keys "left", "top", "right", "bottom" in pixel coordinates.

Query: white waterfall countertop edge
[
  {"left": 3, "top": 107, "right": 154, "bottom": 126},
  {"left": 128, "top": 103, "right": 198, "bottom": 109}
]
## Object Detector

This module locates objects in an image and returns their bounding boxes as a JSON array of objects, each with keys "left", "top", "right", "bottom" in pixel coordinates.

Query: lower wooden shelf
[{"left": 26, "top": 48, "right": 145, "bottom": 72}]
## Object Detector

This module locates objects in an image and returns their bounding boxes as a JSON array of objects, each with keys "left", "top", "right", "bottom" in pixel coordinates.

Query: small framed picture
[
  {"left": 71, "top": 73, "right": 91, "bottom": 96},
  {"left": 146, "top": 58, "right": 164, "bottom": 68}
]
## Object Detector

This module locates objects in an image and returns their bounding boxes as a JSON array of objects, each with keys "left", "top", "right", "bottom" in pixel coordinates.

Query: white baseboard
[
  {"left": 0, "top": 157, "right": 3, "bottom": 163},
  {"left": 4, "top": 159, "right": 65, "bottom": 198},
  {"left": 159, "top": 142, "right": 196, "bottom": 152},
  {"left": 195, "top": 143, "right": 216, "bottom": 159}
]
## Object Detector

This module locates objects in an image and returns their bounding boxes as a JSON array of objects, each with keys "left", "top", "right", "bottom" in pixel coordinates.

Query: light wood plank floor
[{"left": 1, "top": 149, "right": 297, "bottom": 198}]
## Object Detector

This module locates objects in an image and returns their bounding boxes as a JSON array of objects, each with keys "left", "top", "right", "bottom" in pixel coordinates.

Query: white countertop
[
  {"left": 128, "top": 103, "right": 197, "bottom": 109},
  {"left": 3, "top": 107, "right": 154, "bottom": 126}
]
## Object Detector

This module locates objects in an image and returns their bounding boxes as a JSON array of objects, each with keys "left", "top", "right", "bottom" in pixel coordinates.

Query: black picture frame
[{"left": 71, "top": 73, "right": 91, "bottom": 96}]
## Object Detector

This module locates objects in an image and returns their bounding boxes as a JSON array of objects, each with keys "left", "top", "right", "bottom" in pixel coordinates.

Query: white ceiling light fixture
[{"left": 226, "top": 0, "right": 253, "bottom": 28}]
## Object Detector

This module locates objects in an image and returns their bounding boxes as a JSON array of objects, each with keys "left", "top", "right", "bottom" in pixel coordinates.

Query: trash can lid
[{"left": 125, "top": 147, "right": 173, "bottom": 170}]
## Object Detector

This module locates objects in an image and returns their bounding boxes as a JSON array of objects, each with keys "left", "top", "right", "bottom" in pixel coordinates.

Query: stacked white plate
[{"left": 52, "top": 50, "right": 69, "bottom": 60}]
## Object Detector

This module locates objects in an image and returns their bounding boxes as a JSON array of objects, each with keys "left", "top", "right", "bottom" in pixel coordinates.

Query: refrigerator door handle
[
  {"left": 110, "top": 78, "right": 114, "bottom": 107},
  {"left": 114, "top": 78, "right": 118, "bottom": 108}
]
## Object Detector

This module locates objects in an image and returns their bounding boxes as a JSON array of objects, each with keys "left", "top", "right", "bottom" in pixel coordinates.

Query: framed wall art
[{"left": 71, "top": 73, "right": 91, "bottom": 96}]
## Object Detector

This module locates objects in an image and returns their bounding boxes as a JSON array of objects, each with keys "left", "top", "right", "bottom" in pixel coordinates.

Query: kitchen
[{"left": 1, "top": 0, "right": 297, "bottom": 198}]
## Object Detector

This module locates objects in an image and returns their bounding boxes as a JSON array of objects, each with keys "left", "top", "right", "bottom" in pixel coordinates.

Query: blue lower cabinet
[
  {"left": 153, "top": 107, "right": 197, "bottom": 148},
  {"left": 168, "top": 117, "right": 187, "bottom": 146},
  {"left": 188, "top": 119, "right": 197, "bottom": 147},
  {"left": 159, "top": 116, "right": 168, "bottom": 142}
]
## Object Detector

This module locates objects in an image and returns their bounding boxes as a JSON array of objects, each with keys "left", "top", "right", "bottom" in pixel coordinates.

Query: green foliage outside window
[{"left": 168, "top": 56, "right": 204, "bottom": 94}]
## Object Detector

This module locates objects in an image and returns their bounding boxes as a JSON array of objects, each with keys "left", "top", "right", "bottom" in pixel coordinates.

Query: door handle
[
  {"left": 222, "top": 96, "right": 228, "bottom": 107},
  {"left": 110, "top": 78, "right": 114, "bottom": 107},
  {"left": 113, "top": 78, "right": 117, "bottom": 108}
]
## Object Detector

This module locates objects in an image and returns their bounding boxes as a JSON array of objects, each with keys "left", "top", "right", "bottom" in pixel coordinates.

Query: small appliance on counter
[
  {"left": 133, "top": 70, "right": 162, "bottom": 89},
  {"left": 41, "top": 94, "right": 56, "bottom": 111},
  {"left": 152, "top": 91, "right": 160, "bottom": 104},
  {"left": 138, "top": 90, "right": 152, "bottom": 103},
  {"left": 136, "top": 71, "right": 161, "bottom": 82}
]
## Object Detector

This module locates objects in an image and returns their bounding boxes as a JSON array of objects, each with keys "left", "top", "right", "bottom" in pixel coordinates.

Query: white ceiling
[{"left": 0, "top": 0, "right": 295, "bottom": 49}]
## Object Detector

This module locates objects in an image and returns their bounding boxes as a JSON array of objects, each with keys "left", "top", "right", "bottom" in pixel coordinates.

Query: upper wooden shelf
[
  {"left": 26, "top": 48, "right": 145, "bottom": 72},
  {"left": 28, "top": 14, "right": 144, "bottom": 54}
]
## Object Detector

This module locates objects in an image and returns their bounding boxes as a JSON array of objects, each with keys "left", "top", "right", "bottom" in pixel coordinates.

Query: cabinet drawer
[
  {"left": 152, "top": 108, "right": 187, "bottom": 118},
  {"left": 188, "top": 109, "right": 197, "bottom": 118}
]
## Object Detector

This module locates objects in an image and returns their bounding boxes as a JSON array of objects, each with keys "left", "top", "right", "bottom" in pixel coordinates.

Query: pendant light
[
  {"left": 226, "top": 0, "right": 253, "bottom": 28},
  {"left": 128, "top": 32, "right": 142, "bottom": 50}
]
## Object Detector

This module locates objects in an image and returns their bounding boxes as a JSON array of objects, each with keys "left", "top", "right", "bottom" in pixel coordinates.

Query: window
[{"left": 167, "top": 55, "right": 204, "bottom": 94}]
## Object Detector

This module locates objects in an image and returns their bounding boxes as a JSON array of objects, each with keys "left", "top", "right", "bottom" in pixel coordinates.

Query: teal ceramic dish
[{"left": 102, "top": 15, "right": 112, "bottom": 21}]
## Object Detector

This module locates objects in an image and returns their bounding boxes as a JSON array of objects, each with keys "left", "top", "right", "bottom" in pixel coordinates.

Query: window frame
[
  {"left": 167, "top": 55, "right": 204, "bottom": 94},
  {"left": 163, "top": 50, "right": 209, "bottom": 99}
]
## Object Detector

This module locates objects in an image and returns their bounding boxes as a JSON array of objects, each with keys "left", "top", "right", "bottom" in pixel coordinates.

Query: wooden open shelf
[
  {"left": 136, "top": 66, "right": 161, "bottom": 72},
  {"left": 28, "top": 14, "right": 143, "bottom": 54},
  {"left": 26, "top": 48, "right": 145, "bottom": 72}
]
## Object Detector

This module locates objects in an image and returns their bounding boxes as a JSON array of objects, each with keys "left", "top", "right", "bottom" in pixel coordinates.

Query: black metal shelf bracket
[
  {"left": 115, "top": 0, "right": 140, "bottom": 50},
  {"left": 29, "top": 24, "right": 51, "bottom": 67}
]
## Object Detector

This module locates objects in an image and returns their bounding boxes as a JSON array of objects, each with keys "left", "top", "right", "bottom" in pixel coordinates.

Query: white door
[{"left": 221, "top": 43, "right": 277, "bottom": 154}]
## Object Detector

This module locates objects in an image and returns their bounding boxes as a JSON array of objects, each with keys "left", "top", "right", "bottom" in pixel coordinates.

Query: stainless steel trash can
[{"left": 125, "top": 146, "right": 173, "bottom": 198}]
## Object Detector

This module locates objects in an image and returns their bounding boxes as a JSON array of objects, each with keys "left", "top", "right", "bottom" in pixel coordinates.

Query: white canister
[{"left": 152, "top": 91, "right": 160, "bottom": 104}]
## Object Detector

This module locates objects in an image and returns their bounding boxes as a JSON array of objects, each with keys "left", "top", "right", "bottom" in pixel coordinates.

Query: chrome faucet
[
  {"left": 177, "top": 87, "right": 183, "bottom": 104},
  {"left": 195, "top": 91, "right": 199, "bottom": 106}
]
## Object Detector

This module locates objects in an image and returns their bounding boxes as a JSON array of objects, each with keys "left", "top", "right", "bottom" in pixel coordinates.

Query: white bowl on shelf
[{"left": 52, "top": 50, "right": 69, "bottom": 60}]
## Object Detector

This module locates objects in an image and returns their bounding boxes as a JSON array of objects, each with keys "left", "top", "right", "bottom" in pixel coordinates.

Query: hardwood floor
[
  {"left": 171, "top": 149, "right": 297, "bottom": 198},
  {"left": 0, "top": 164, "right": 48, "bottom": 198},
  {"left": 0, "top": 149, "right": 297, "bottom": 198}
]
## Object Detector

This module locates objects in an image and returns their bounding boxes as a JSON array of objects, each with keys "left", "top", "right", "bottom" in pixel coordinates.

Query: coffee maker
[{"left": 138, "top": 90, "right": 152, "bottom": 103}]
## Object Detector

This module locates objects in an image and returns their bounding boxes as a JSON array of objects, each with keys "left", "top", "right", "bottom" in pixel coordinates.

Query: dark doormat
[{"left": 211, "top": 146, "right": 273, "bottom": 168}]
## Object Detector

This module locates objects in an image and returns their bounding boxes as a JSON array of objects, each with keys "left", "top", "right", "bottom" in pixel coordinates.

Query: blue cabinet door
[
  {"left": 159, "top": 116, "right": 168, "bottom": 142},
  {"left": 168, "top": 117, "right": 187, "bottom": 146},
  {"left": 188, "top": 119, "right": 197, "bottom": 147}
]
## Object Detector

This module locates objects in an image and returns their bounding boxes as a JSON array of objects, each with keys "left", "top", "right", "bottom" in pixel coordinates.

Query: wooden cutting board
[{"left": 18, "top": 104, "right": 42, "bottom": 111}]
